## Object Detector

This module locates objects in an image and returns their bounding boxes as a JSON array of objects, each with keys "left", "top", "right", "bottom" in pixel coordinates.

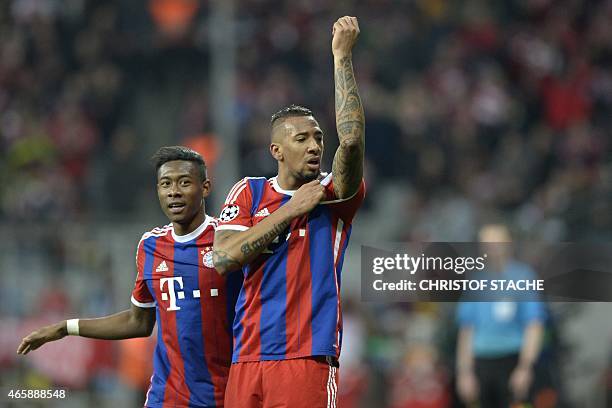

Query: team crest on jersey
[
  {"left": 203, "top": 250, "right": 214, "bottom": 268},
  {"left": 220, "top": 204, "right": 240, "bottom": 222}
]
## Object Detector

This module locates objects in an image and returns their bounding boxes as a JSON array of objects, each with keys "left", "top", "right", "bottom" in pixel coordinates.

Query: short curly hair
[
  {"left": 270, "top": 104, "right": 313, "bottom": 126},
  {"left": 151, "top": 146, "right": 207, "bottom": 181}
]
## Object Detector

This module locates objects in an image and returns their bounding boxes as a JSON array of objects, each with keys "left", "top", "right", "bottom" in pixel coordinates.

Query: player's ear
[
  {"left": 201, "top": 179, "right": 211, "bottom": 198},
  {"left": 270, "top": 143, "right": 283, "bottom": 162}
]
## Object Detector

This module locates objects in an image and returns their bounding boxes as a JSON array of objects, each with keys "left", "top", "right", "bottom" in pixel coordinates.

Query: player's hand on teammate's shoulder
[
  {"left": 16, "top": 322, "right": 67, "bottom": 355},
  {"left": 286, "top": 180, "right": 325, "bottom": 217},
  {"left": 332, "top": 16, "right": 360, "bottom": 57}
]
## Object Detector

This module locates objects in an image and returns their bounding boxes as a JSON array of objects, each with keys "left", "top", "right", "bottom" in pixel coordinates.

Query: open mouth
[
  {"left": 306, "top": 157, "right": 320, "bottom": 169},
  {"left": 168, "top": 202, "right": 186, "bottom": 214}
]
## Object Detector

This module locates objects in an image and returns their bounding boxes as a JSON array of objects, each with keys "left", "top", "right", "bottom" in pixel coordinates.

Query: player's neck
[
  {"left": 276, "top": 169, "right": 312, "bottom": 191},
  {"left": 173, "top": 211, "right": 206, "bottom": 236}
]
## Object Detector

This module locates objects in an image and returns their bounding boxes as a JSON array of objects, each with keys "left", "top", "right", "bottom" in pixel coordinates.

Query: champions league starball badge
[{"left": 219, "top": 204, "right": 240, "bottom": 222}]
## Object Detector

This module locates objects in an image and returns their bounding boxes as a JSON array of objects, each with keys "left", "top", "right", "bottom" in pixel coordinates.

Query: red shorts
[{"left": 224, "top": 357, "right": 339, "bottom": 408}]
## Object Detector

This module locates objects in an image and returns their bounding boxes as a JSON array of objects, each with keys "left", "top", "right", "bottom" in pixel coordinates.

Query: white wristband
[{"left": 66, "top": 319, "right": 80, "bottom": 336}]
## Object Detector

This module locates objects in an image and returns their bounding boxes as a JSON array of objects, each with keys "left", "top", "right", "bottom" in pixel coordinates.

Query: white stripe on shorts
[{"left": 327, "top": 365, "right": 337, "bottom": 408}]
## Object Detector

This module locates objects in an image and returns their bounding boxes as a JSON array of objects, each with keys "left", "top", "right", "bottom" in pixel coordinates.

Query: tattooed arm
[
  {"left": 213, "top": 180, "right": 325, "bottom": 275},
  {"left": 332, "top": 16, "right": 365, "bottom": 199},
  {"left": 213, "top": 219, "right": 290, "bottom": 276}
]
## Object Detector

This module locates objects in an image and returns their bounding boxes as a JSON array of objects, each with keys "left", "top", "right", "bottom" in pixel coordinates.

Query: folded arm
[
  {"left": 213, "top": 179, "right": 326, "bottom": 275},
  {"left": 213, "top": 206, "right": 294, "bottom": 275}
]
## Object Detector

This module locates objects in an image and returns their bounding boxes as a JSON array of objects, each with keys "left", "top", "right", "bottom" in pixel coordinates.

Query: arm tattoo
[
  {"left": 333, "top": 56, "right": 365, "bottom": 197},
  {"left": 240, "top": 220, "right": 290, "bottom": 256},
  {"left": 212, "top": 250, "right": 241, "bottom": 271}
]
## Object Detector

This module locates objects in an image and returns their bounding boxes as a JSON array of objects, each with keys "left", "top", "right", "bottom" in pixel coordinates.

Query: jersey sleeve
[
  {"left": 131, "top": 238, "right": 156, "bottom": 308},
  {"left": 321, "top": 173, "right": 366, "bottom": 224},
  {"left": 519, "top": 301, "right": 547, "bottom": 325},
  {"left": 216, "top": 178, "right": 254, "bottom": 231},
  {"left": 456, "top": 302, "right": 475, "bottom": 327}
]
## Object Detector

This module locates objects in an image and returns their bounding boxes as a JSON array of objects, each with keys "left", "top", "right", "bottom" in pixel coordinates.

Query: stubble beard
[{"left": 297, "top": 169, "right": 319, "bottom": 183}]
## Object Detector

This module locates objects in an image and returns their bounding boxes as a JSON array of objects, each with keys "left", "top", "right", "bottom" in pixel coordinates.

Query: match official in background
[
  {"left": 455, "top": 224, "right": 546, "bottom": 407},
  {"left": 18, "top": 146, "right": 241, "bottom": 408}
]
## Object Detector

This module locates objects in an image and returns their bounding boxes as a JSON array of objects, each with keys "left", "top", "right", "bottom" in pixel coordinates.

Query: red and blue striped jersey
[
  {"left": 216, "top": 174, "right": 365, "bottom": 363},
  {"left": 131, "top": 216, "right": 242, "bottom": 408}
]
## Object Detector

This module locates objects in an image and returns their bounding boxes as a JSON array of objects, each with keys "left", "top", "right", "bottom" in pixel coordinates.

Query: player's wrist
[
  {"left": 333, "top": 51, "right": 352, "bottom": 61},
  {"left": 281, "top": 200, "right": 302, "bottom": 219},
  {"left": 56, "top": 321, "right": 68, "bottom": 337},
  {"left": 65, "top": 319, "right": 80, "bottom": 336}
]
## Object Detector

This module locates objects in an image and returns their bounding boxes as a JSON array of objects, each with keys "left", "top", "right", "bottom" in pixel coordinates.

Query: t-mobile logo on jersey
[
  {"left": 160, "top": 277, "right": 185, "bottom": 311},
  {"left": 159, "top": 277, "right": 219, "bottom": 311}
]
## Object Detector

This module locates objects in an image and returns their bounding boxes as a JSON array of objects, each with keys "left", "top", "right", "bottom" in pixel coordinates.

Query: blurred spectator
[
  {"left": 1, "top": 0, "right": 610, "bottom": 237},
  {"left": 338, "top": 299, "right": 369, "bottom": 408},
  {"left": 1, "top": 0, "right": 611, "bottom": 406},
  {"left": 389, "top": 344, "right": 450, "bottom": 408}
]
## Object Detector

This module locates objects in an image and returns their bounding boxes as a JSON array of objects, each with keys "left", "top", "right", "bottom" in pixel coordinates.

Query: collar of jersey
[
  {"left": 271, "top": 177, "right": 296, "bottom": 196},
  {"left": 271, "top": 173, "right": 332, "bottom": 196},
  {"left": 171, "top": 214, "right": 213, "bottom": 243}
]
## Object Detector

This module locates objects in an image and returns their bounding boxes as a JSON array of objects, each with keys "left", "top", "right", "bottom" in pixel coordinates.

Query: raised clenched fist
[{"left": 332, "top": 16, "right": 360, "bottom": 58}]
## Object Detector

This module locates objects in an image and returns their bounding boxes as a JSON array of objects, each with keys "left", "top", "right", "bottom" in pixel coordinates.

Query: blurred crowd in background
[{"left": 0, "top": 0, "right": 611, "bottom": 407}]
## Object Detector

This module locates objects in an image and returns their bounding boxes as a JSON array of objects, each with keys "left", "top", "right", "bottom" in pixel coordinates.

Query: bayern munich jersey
[
  {"left": 216, "top": 174, "right": 365, "bottom": 363},
  {"left": 131, "top": 216, "right": 242, "bottom": 408}
]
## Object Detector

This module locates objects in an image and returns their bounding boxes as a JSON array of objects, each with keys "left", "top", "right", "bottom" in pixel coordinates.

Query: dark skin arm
[
  {"left": 332, "top": 16, "right": 365, "bottom": 199},
  {"left": 17, "top": 304, "right": 156, "bottom": 355},
  {"left": 213, "top": 180, "right": 325, "bottom": 275}
]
